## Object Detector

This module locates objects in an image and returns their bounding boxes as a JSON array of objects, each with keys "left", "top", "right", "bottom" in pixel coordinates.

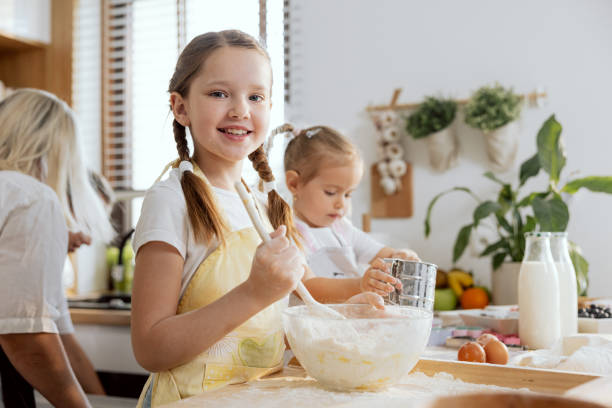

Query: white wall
[{"left": 285, "top": 0, "right": 612, "bottom": 295}]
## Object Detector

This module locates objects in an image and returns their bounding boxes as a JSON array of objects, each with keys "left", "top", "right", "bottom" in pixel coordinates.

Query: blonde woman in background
[{"left": 0, "top": 89, "right": 113, "bottom": 407}]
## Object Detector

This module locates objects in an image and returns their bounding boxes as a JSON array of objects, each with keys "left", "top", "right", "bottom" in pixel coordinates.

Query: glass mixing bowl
[{"left": 282, "top": 304, "right": 432, "bottom": 391}]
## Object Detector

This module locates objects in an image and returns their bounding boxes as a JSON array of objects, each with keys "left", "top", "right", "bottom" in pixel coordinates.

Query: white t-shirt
[
  {"left": 295, "top": 217, "right": 384, "bottom": 278},
  {"left": 0, "top": 171, "right": 73, "bottom": 335},
  {"left": 133, "top": 169, "right": 265, "bottom": 297}
]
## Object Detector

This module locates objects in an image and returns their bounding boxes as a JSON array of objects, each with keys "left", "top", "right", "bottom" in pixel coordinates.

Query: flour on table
[{"left": 187, "top": 371, "right": 528, "bottom": 408}]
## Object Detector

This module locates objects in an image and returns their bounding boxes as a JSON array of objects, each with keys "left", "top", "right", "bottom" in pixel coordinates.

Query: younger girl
[
  {"left": 272, "top": 124, "right": 420, "bottom": 297},
  {"left": 130, "top": 31, "right": 380, "bottom": 407}
]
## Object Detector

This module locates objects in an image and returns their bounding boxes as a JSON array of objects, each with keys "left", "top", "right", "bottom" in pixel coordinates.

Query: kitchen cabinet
[
  {"left": 0, "top": 0, "right": 50, "bottom": 43},
  {"left": 73, "top": 323, "right": 146, "bottom": 375},
  {"left": 70, "top": 309, "right": 146, "bottom": 375},
  {"left": 70, "top": 308, "right": 148, "bottom": 398},
  {"left": 0, "top": 0, "right": 72, "bottom": 104}
]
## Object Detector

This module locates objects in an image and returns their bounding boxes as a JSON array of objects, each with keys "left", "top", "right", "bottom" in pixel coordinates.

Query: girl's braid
[
  {"left": 173, "top": 119, "right": 190, "bottom": 160},
  {"left": 173, "top": 118, "right": 227, "bottom": 244},
  {"left": 248, "top": 142, "right": 301, "bottom": 248}
]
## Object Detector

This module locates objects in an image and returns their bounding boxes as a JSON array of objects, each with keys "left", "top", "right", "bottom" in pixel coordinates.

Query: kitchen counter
[
  {"left": 69, "top": 308, "right": 131, "bottom": 326},
  {"left": 68, "top": 293, "right": 132, "bottom": 326}
]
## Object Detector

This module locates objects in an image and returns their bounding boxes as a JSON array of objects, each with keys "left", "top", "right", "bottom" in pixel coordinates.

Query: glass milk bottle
[
  {"left": 550, "top": 232, "right": 578, "bottom": 337},
  {"left": 518, "top": 232, "right": 561, "bottom": 349}
]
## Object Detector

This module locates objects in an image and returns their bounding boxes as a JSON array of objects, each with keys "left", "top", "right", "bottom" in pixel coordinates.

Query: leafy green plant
[
  {"left": 464, "top": 84, "right": 522, "bottom": 131},
  {"left": 406, "top": 96, "right": 457, "bottom": 139},
  {"left": 424, "top": 115, "right": 612, "bottom": 295}
]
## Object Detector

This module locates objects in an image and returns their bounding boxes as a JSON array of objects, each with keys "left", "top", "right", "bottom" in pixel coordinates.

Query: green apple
[{"left": 434, "top": 288, "right": 457, "bottom": 311}]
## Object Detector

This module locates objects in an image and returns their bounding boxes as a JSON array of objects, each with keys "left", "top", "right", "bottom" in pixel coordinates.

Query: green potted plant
[
  {"left": 406, "top": 96, "right": 458, "bottom": 172},
  {"left": 425, "top": 114, "right": 612, "bottom": 303},
  {"left": 464, "top": 84, "right": 523, "bottom": 172}
]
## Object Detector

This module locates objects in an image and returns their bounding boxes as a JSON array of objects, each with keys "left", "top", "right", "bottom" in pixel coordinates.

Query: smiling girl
[{"left": 130, "top": 31, "right": 382, "bottom": 407}]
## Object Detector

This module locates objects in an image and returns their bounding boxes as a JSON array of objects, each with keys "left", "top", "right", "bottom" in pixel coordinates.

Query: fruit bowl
[{"left": 282, "top": 304, "right": 432, "bottom": 391}]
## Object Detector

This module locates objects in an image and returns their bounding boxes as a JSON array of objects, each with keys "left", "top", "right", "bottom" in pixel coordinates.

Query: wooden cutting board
[
  {"left": 161, "top": 359, "right": 603, "bottom": 408},
  {"left": 370, "top": 163, "right": 413, "bottom": 218}
]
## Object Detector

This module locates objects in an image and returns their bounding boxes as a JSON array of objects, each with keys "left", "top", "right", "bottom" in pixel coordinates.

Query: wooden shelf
[
  {"left": 0, "top": 30, "right": 47, "bottom": 52},
  {"left": 366, "top": 87, "right": 547, "bottom": 112}
]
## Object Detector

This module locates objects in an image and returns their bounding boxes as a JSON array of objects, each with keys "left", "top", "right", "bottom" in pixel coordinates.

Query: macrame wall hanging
[{"left": 365, "top": 89, "right": 414, "bottom": 220}]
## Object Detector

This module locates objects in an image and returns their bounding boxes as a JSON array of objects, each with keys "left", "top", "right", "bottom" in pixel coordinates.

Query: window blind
[
  {"left": 88, "top": 0, "right": 285, "bottom": 227},
  {"left": 72, "top": 0, "right": 102, "bottom": 172},
  {"left": 102, "top": 0, "right": 133, "bottom": 191}
]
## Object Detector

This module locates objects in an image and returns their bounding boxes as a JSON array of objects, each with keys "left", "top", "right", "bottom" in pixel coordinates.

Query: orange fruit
[{"left": 460, "top": 287, "right": 489, "bottom": 309}]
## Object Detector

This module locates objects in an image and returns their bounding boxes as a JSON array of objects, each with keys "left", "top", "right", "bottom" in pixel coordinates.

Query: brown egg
[
  {"left": 457, "top": 341, "right": 486, "bottom": 363},
  {"left": 484, "top": 338, "right": 509, "bottom": 365},
  {"left": 476, "top": 333, "right": 498, "bottom": 347}
]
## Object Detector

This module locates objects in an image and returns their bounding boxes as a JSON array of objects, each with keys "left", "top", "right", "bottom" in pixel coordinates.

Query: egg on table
[
  {"left": 484, "top": 338, "right": 509, "bottom": 365},
  {"left": 457, "top": 341, "right": 486, "bottom": 363},
  {"left": 476, "top": 333, "right": 498, "bottom": 347}
]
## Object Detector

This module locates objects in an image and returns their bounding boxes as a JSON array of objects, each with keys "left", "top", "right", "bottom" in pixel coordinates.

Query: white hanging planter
[
  {"left": 426, "top": 126, "right": 459, "bottom": 172},
  {"left": 483, "top": 121, "right": 520, "bottom": 172},
  {"left": 491, "top": 262, "right": 521, "bottom": 305}
]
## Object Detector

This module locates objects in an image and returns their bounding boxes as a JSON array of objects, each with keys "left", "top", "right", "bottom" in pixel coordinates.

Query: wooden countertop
[
  {"left": 161, "top": 359, "right": 606, "bottom": 408},
  {"left": 69, "top": 308, "right": 131, "bottom": 326}
]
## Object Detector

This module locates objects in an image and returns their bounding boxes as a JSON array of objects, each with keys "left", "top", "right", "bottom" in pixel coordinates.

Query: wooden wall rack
[{"left": 366, "top": 88, "right": 548, "bottom": 113}]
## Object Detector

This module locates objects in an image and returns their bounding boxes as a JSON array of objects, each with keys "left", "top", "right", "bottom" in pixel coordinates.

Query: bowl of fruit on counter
[{"left": 434, "top": 268, "right": 491, "bottom": 312}]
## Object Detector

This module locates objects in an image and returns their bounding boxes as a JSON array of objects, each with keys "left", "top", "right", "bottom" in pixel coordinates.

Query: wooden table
[{"left": 160, "top": 359, "right": 609, "bottom": 407}]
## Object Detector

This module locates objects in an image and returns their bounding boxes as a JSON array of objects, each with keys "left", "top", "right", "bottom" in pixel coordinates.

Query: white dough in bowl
[{"left": 283, "top": 304, "right": 432, "bottom": 391}]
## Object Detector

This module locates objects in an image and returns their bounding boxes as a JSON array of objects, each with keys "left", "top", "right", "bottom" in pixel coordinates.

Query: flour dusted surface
[{"left": 176, "top": 371, "right": 528, "bottom": 408}]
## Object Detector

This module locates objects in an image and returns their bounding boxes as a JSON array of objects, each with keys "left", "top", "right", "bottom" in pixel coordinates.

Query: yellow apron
[{"left": 137, "top": 174, "right": 286, "bottom": 407}]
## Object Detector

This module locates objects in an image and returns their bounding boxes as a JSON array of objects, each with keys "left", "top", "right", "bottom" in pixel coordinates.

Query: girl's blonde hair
[
  {"left": 0, "top": 88, "right": 113, "bottom": 241},
  {"left": 278, "top": 124, "right": 361, "bottom": 183},
  {"left": 169, "top": 30, "right": 298, "bottom": 246}
]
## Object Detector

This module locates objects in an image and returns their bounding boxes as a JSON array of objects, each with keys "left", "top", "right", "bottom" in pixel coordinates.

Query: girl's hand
[
  {"left": 68, "top": 231, "right": 92, "bottom": 253},
  {"left": 392, "top": 248, "right": 420, "bottom": 261},
  {"left": 346, "top": 292, "right": 385, "bottom": 310},
  {"left": 247, "top": 225, "right": 305, "bottom": 304},
  {"left": 360, "top": 257, "right": 401, "bottom": 297}
]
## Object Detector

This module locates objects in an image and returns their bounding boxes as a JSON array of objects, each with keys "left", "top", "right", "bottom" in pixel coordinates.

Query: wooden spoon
[{"left": 234, "top": 181, "right": 346, "bottom": 320}]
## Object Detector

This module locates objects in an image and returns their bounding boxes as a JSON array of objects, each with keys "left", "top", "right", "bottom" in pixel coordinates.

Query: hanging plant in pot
[
  {"left": 424, "top": 115, "right": 612, "bottom": 304},
  {"left": 406, "top": 96, "right": 458, "bottom": 172},
  {"left": 464, "top": 84, "right": 523, "bottom": 172}
]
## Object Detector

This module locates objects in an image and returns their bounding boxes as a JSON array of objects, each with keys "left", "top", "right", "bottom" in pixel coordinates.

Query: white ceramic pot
[
  {"left": 426, "top": 126, "right": 459, "bottom": 172},
  {"left": 484, "top": 121, "right": 519, "bottom": 172},
  {"left": 491, "top": 262, "right": 521, "bottom": 305}
]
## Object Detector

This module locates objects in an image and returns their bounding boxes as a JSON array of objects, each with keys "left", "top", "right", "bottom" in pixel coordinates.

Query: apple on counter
[
  {"left": 434, "top": 288, "right": 457, "bottom": 311},
  {"left": 433, "top": 268, "right": 490, "bottom": 311}
]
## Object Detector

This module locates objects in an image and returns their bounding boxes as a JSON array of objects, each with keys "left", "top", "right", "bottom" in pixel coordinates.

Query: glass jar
[
  {"left": 518, "top": 232, "right": 561, "bottom": 349},
  {"left": 550, "top": 232, "right": 578, "bottom": 337}
]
